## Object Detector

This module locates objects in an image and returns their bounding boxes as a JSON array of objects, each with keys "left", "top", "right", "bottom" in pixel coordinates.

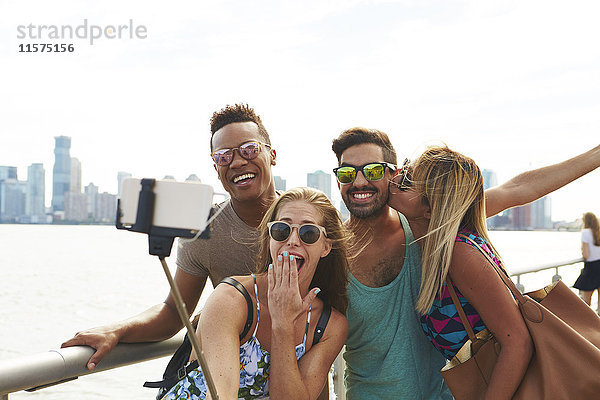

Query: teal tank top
[{"left": 344, "top": 212, "right": 453, "bottom": 399}]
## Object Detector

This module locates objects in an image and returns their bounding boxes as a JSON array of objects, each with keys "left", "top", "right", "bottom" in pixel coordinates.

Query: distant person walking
[{"left": 574, "top": 212, "right": 600, "bottom": 310}]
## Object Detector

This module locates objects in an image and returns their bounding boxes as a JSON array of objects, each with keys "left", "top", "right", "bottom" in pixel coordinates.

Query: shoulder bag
[{"left": 440, "top": 234, "right": 600, "bottom": 400}]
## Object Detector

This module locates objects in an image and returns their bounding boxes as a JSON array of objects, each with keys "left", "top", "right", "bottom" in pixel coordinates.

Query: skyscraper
[
  {"left": 117, "top": 171, "right": 132, "bottom": 198},
  {"left": 274, "top": 176, "right": 287, "bottom": 191},
  {"left": 85, "top": 183, "right": 99, "bottom": 220},
  {"left": 0, "top": 179, "right": 26, "bottom": 222},
  {"left": 70, "top": 157, "right": 82, "bottom": 194},
  {"left": 96, "top": 192, "right": 117, "bottom": 223},
  {"left": 507, "top": 203, "right": 532, "bottom": 230},
  {"left": 26, "top": 163, "right": 45, "bottom": 220},
  {"left": 52, "top": 136, "right": 71, "bottom": 211},
  {"left": 65, "top": 191, "right": 88, "bottom": 221},
  {"left": 531, "top": 196, "right": 552, "bottom": 229},
  {"left": 0, "top": 166, "right": 17, "bottom": 181},
  {"left": 307, "top": 170, "right": 331, "bottom": 199},
  {"left": 482, "top": 169, "right": 498, "bottom": 190},
  {"left": 0, "top": 166, "right": 18, "bottom": 216}
]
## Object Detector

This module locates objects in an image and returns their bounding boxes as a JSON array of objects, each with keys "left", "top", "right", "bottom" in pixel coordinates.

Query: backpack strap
[
  {"left": 143, "top": 277, "right": 254, "bottom": 397},
  {"left": 220, "top": 277, "right": 254, "bottom": 340},
  {"left": 312, "top": 302, "right": 331, "bottom": 345}
]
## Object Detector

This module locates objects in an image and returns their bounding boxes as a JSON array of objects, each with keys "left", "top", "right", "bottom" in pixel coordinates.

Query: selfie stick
[{"left": 116, "top": 178, "right": 220, "bottom": 400}]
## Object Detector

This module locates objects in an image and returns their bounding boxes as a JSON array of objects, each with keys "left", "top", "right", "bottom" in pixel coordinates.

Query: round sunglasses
[
  {"left": 267, "top": 221, "right": 327, "bottom": 245},
  {"left": 211, "top": 141, "right": 271, "bottom": 166},
  {"left": 333, "top": 162, "right": 396, "bottom": 184}
]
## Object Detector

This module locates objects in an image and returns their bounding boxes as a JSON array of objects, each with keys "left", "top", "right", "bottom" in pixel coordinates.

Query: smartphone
[{"left": 118, "top": 178, "right": 214, "bottom": 235}]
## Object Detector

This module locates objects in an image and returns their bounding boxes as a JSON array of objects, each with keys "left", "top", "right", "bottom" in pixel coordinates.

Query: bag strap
[
  {"left": 144, "top": 360, "right": 199, "bottom": 390},
  {"left": 312, "top": 302, "right": 331, "bottom": 345},
  {"left": 445, "top": 277, "right": 477, "bottom": 342},
  {"left": 143, "top": 278, "right": 253, "bottom": 393},
  {"left": 220, "top": 277, "right": 254, "bottom": 339},
  {"left": 457, "top": 234, "right": 526, "bottom": 305}
]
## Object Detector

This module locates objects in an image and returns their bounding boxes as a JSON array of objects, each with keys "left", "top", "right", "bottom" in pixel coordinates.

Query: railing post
[
  {"left": 552, "top": 266, "right": 562, "bottom": 283},
  {"left": 332, "top": 350, "right": 346, "bottom": 400},
  {"left": 514, "top": 274, "right": 525, "bottom": 293}
]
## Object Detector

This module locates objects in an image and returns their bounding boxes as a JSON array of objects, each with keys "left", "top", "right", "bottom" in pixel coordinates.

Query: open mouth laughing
[
  {"left": 232, "top": 172, "right": 256, "bottom": 185},
  {"left": 348, "top": 188, "right": 378, "bottom": 203}
]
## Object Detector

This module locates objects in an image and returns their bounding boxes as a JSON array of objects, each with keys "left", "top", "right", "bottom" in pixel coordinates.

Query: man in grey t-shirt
[
  {"left": 175, "top": 197, "right": 259, "bottom": 285},
  {"left": 62, "top": 104, "right": 279, "bottom": 370}
]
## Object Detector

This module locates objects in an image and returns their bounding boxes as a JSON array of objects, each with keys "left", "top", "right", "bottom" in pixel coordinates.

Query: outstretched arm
[{"left": 485, "top": 145, "right": 600, "bottom": 217}]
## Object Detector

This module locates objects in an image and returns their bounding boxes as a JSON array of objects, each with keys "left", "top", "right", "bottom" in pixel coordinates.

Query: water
[{"left": 0, "top": 225, "right": 585, "bottom": 399}]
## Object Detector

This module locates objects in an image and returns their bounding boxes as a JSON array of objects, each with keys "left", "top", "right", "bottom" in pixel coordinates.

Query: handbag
[{"left": 440, "top": 234, "right": 600, "bottom": 400}]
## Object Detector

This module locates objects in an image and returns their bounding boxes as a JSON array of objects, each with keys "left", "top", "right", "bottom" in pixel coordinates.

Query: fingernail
[
  {"left": 88, "top": 363, "right": 96, "bottom": 370},
  {"left": 283, "top": 251, "right": 288, "bottom": 258},
  {"left": 269, "top": 263, "right": 273, "bottom": 270},
  {"left": 315, "top": 288, "right": 321, "bottom": 294},
  {"left": 290, "top": 255, "right": 295, "bottom": 261},
  {"left": 278, "top": 255, "right": 282, "bottom": 261}
]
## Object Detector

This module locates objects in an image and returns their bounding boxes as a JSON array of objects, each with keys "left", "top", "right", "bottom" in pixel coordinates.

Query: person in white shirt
[{"left": 574, "top": 212, "right": 600, "bottom": 310}]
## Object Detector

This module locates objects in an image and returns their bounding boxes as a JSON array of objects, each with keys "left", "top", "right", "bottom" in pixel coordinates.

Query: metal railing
[
  {"left": 0, "top": 258, "right": 586, "bottom": 399},
  {"left": 509, "top": 257, "right": 584, "bottom": 292},
  {"left": 0, "top": 332, "right": 185, "bottom": 398}
]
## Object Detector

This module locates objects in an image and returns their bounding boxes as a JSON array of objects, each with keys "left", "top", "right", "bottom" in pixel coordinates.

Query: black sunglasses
[
  {"left": 333, "top": 162, "right": 396, "bottom": 184},
  {"left": 267, "top": 221, "right": 327, "bottom": 245},
  {"left": 389, "top": 158, "right": 412, "bottom": 193}
]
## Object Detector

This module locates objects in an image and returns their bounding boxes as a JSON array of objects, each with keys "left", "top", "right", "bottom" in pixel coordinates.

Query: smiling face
[
  {"left": 211, "top": 121, "right": 276, "bottom": 203},
  {"left": 338, "top": 143, "right": 393, "bottom": 219},
  {"left": 269, "top": 200, "right": 332, "bottom": 282}
]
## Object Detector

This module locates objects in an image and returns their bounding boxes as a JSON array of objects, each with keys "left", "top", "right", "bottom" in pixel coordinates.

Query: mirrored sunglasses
[
  {"left": 267, "top": 221, "right": 327, "bottom": 245},
  {"left": 333, "top": 162, "right": 396, "bottom": 184},
  {"left": 211, "top": 141, "right": 271, "bottom": 166}
]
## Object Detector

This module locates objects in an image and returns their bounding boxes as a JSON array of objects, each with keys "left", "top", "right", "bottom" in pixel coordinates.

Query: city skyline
[{"left": 0, "top": 135, "right": 579, "bottom": 230}]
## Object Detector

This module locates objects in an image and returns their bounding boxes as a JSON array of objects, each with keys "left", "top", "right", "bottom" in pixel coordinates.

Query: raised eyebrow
[
  {"left": 214, "top": 140, "right": 261, "bottom": 152},
  {"left": 279, "top": 218, "right": 318, "bottom": 225},
  {"left": 340, "top": 162, "right": 382, "bottom": 167}
]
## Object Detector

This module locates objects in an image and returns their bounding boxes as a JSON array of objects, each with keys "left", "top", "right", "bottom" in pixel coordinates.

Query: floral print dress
[{"left": 161, "top": 275, "right": 311, "bottom": 400}]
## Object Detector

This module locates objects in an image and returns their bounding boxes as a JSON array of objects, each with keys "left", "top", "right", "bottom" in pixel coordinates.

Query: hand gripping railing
[{"left": 0, "top": 332, "right": 185, "bottom": 398}]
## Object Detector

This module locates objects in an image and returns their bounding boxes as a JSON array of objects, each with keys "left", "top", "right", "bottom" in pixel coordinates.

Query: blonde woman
[
  {"left": 387, "top": 146, "right": 533, "bottom": 400},
  {"left": 574, "top": 212, "right": 600, "bottom": 309},
  {"left": 161, "top": 187, "right": 349, "bottom": 400}
]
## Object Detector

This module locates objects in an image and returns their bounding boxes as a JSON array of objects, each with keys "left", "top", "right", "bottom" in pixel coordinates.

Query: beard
[{"left": 343, "top": 186, "right": 389, "bottom": 219}]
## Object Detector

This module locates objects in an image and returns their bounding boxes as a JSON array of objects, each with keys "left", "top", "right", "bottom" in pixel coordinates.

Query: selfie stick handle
[{"left": 158, "top": 257, "right": 220, "bottom": 400}]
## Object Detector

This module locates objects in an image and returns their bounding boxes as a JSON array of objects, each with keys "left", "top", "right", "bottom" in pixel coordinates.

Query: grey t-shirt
[{"left": 175, "top": 199, "right": 259, "bottom": 286}]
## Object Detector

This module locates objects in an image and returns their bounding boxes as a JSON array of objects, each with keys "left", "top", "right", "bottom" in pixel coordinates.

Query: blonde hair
[
  {"left": 412, "top": 146, "right": 502, "bottom": 314},
  {"left": 255, "top": 187, "right": 350, "bottom": 313},
  {"left": 583, "top": 212, "right": 600, "bottom": 246}
]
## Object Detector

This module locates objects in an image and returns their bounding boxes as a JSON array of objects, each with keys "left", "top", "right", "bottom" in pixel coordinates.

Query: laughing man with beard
[{"left": 332, "top": 127, "right": 600, "bottom": 399}]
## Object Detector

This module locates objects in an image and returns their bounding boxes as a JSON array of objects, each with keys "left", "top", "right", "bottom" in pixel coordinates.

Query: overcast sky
[{"left": 1, "top": 0, "right": 599, "bottom": 221}]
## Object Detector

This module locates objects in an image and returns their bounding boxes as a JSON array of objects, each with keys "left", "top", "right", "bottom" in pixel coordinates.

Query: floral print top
[{"left": 161, "top": 275, "right": 311, "bottom": 400}]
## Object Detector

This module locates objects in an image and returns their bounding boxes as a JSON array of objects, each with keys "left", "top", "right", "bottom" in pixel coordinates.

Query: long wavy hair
[
  {"left": 255, "top": 187, "right": 350, "bottom": 313},
  {"left": 412, "top": 146, "right": 503, "bottom": 314},
  {"left": 583, "top": 212, "right": 600, "bottom": 246}
]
